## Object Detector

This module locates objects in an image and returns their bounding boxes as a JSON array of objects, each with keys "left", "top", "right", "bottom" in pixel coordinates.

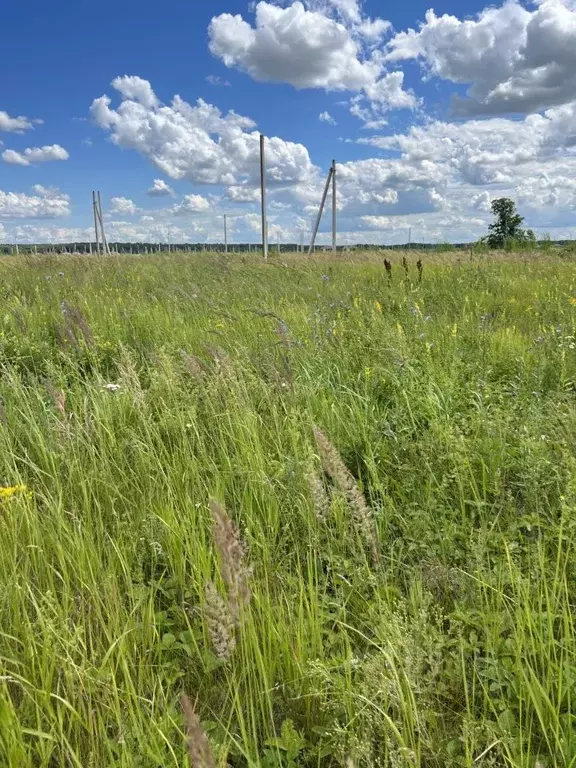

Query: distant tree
[{"left": 485, "top": 198, "right": 533, "bottom": 248}]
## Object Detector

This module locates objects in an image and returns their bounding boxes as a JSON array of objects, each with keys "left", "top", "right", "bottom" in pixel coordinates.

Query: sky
[{"left": 2, "top": 0, "right": 576, "bottom": 245}]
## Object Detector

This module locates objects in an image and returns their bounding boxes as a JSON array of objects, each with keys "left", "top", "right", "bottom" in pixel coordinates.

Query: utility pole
[
  {"left": 97, "top": 192, "right": 110, "bottom": 255},
  {"left": 92, "top": 191, "right": 101, "bottom": 255},
  {"left": 309, "top": 163, "right": 334, "bottom": 255},
  {"left": 332, "top": 159, "right": 337, "bottom": 253},
  {"left": 260, "top": 134, "right": 268, "bottom": 260}
]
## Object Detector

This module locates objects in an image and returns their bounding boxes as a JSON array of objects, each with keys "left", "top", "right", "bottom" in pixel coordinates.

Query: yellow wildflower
[
  {"left": 452, "top": 323, "right": 458, "bottom": 336},
  {"left": 569, "top": 297, "right": 576, "bottom": 306},
  {"left": 0, "top": 484, "right": 29, "bottom": 501},
  {"left": 364, "top": 367, "right": 373, "bottom": 377},
  {"left": 375, "top": 300, "right": 382, "bottom": 314}
]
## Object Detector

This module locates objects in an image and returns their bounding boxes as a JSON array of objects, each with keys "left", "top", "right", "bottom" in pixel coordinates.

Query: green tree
[{"left": 486, "top": 198, "right": 532, "bottom": 248}]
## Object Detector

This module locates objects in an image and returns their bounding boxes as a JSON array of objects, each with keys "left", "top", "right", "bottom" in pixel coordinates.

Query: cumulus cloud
[
  {"left": 110, "top": 196, "right": 139, "bottom": 215},
  {"left": 170, "top": 194, "right": 210, "bottom": 213},
  {"left": 0, "top": 188, "right": 71, "bottom": 218},
  {"left": 0, "top": 111, "right": 41, "bottom": 133},
  {"left": 208, "top": 1, "right": 416, "bottom": 115},
  {"left": 91, "top": 76, "right": 316, "bottom": 187},
  {"left": 147, "top": 178, "right": 175, "bottom": 196},
  {"left": 31, "top": 184, "right": 71, "bottom": 201},
  {"left": 2, "top": 144, "right": 69, "bottom": 166},
  {"left": 225, "top": 185, "right": 261, "bottom": 202},
  {"left": 386, "top": 0, "right": 576, "bottom": 115},
  {"left": 319, "top": 111, "right": 337, "bottom": 125}
]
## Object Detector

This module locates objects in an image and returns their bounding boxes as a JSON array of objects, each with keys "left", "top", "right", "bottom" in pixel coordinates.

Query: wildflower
[
  {"left": 570, "top": 297, "right": 576, "bottom": 306},
  {"left": 181, "top": 694, "right": 216, "bottom": 768},
  {"left": 375, "top": 300, "right": 382, "bottom": 314},
  {"left": 364, "top": 367, "right": 373, "bottom": 377},
  {"left": 0, "top": 484, "right": 30, "bottom": 501},
  {"left": 103, "top": 383, "right": 121, "bottom": 392},
  {"left": 321, "top": 274, "right": 330, "bottom": 283},
  {"left": 313, "top": 428, "right": 380, "bottom": 566}
]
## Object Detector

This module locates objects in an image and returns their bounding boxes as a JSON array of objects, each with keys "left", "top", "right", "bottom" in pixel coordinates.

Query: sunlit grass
[{"left": 1, "top": 249, "right": 576, "bottom": 766}]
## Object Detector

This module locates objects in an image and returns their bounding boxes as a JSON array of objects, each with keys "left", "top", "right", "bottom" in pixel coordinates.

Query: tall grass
[{"left": 0, "top": 250, "right": 575, "bottom": 766}]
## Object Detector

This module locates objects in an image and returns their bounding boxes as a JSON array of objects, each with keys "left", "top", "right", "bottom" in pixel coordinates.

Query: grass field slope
[{"left": 1, "top": 250, "right": 576, "bottom": 767}]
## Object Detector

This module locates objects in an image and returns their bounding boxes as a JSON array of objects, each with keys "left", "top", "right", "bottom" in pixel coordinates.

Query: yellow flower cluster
[{"left": 0, "top": 484, "right": 30, "bottom": 501}]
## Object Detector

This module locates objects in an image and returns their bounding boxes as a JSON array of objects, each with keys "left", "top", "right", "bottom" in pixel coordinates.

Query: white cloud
[
  {"left": 91, "top": 76, "right": 316, "bottom": 187},
  {"left": 209, "top": 2, "right": 378, "bottom": 90},
  {"left": 110, "top": 196, "right": 139, "bottom": 215},
  {"left": 0, "top": 188, "right": 71, "bottom": 219},
  {"left": 2, "top": 144, "right": 69, "bottom": 166},
  {"left": 31, "top": 184, "right": 71, "bottom": 201},
  {"left": 147, "top": 178, "right": 175, "bottom": 196},
  {"left": 208, "top": 1, "right": 415, "bottom": 114},
  {"left": 225, "top": 185, "right": 261, "bottom": 202},
  {"left": 171, "top": 194, "right": 210, "bottom": 213},
  {"left": 0, "top": 111, "right": 40, "bottom": 133},
  {"left": 206, "top": 75, "right": 231, "bottom": 86},
  {"left": 319, "top": 111, "right": 337, "bottom": 125},
  {"left": 386, "top": 0, "right": 576, "bottom": 115}
]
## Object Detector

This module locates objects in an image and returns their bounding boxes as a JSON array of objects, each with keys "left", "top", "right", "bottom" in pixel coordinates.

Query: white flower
[{"left": 103, "top": 383, "right": 121, "bottom": 392}]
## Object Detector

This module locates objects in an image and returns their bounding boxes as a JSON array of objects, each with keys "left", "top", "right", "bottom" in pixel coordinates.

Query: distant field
[{"left": 1, "top": 250, "right": 576, "bottom": 767}]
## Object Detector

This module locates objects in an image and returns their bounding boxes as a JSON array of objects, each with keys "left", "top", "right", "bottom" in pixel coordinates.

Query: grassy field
[{"left": 1, "top": 249, "right": 576, "bottom": 767}]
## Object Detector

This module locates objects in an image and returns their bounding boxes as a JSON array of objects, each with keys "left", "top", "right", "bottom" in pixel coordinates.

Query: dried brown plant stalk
[
  {"left": 181, "top": 694, "right": 216, "bottom": 768},
  {"left": 209, "top": 500, "right": 252, "bottom": 624},
  {"left": 313, "top": 428, "right": 380, "bottom": 566}
]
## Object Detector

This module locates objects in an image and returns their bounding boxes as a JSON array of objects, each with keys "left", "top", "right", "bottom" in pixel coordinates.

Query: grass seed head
[
  {"left": 203, "top": 581, "right": 236, "bottom": 661},
  {"left": 209, "top": 500, "right": 252, "bottom": 623},
  {"left": 313, "top": 428, "right": 380, "bottom": 566},
  {"left": 181, "top": 694, "right": 217, "bottom": 768}
]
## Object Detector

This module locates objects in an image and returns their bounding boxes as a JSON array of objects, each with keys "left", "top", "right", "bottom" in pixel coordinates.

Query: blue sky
[{"left": 2, "top": 0, "right": 576, "bottom": 244}]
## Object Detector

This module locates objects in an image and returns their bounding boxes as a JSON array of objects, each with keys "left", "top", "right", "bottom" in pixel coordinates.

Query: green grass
[{"left": 1, "top": 249, "right": 576, "bottom": 767}]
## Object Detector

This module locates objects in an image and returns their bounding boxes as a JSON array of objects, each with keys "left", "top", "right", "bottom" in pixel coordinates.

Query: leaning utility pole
[
  {"left": 92, "top": 191, "right": 101, "bottom": 255},
  {"left": 260, "top": 134, "right": 268, "bottom": 260},
  {"left": 309, "top": 160, "right": 336, "bottom": 255},
  {"left": 92, "top": 191, "right": 111, "bottom": 255},
  {"left": 97, "top": 192, "right": 111, "bottom": 255}
]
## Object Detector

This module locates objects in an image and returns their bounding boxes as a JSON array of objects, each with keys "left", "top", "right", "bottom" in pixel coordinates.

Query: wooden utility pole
[
  {"left": 92, "top": 191, "right": 101, "bottom": 255},
  {"left": 308, "top": 163, "right": 334, "bottom": 255},
  {"left": 97, "top": 192, "right": 110, "bottom": 255},
  {"left": 332, "top": 160, "right": 337, "bottom": 253},
  {"left": 260, "top": 134, "right": 268, "bottom": 260}
]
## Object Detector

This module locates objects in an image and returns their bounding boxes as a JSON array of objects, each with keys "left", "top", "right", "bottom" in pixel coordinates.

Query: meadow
[{"left": 1, "top": 249, "right": 576, "bottom": 767}]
